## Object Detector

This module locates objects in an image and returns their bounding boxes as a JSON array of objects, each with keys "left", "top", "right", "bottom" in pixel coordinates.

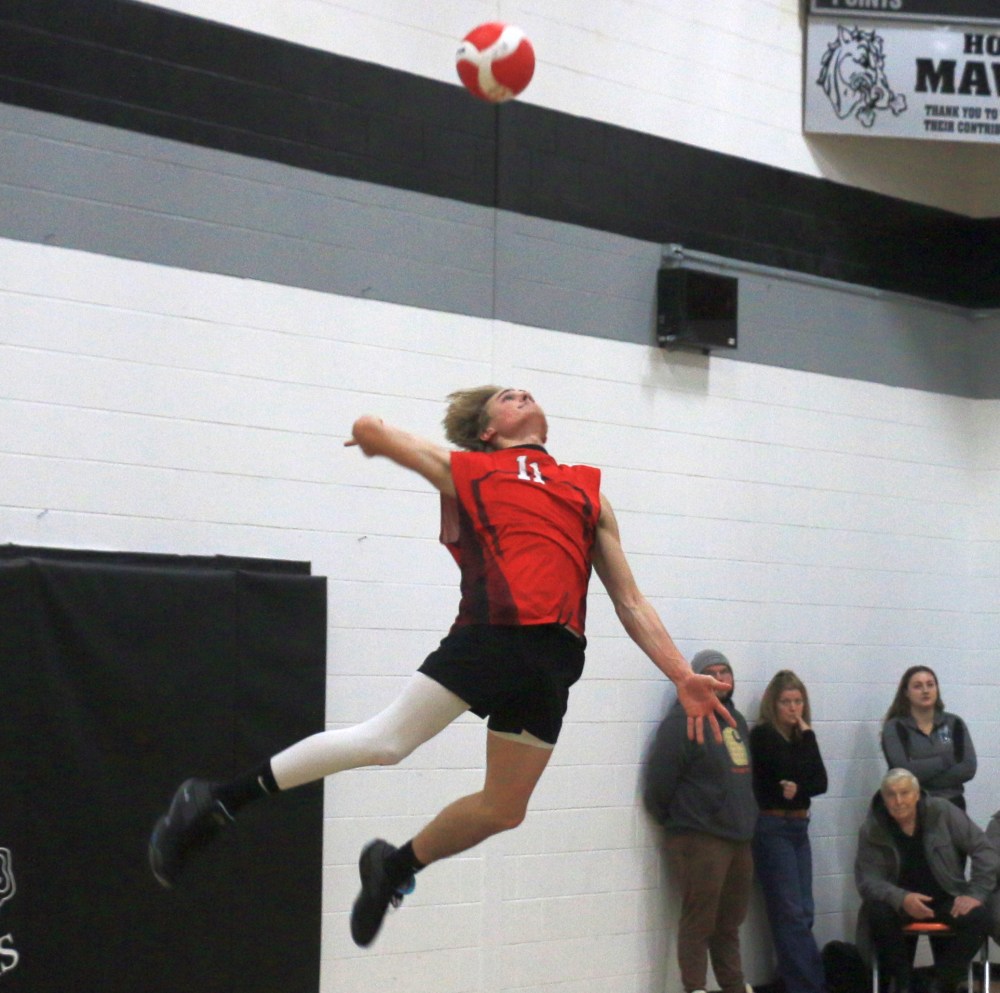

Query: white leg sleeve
[{"left": 270, "top": 672, "right": 470, "bottom": 791}]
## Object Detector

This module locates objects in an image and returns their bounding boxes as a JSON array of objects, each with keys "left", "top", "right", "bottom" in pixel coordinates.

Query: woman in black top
[{"left": 750, "top": 670, "right": 828, "bottom": 993}]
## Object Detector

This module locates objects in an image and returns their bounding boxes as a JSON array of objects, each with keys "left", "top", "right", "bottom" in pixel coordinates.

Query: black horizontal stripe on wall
[
  {"left": 0, "top": 0, "right": 498, "bottom": 204},
  {"left": 1, "top": 0, "right": 998, "bottom": 308}
]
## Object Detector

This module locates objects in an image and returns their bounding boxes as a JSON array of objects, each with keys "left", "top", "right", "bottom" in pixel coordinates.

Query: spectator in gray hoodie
[{"left": 643, "top": 650, "right": 758, "bottom": 993}]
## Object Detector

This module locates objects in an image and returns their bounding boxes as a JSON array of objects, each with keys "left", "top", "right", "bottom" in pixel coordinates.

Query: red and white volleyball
[{"left": 456, "top": 22, "right": 535, "bottom": 103}]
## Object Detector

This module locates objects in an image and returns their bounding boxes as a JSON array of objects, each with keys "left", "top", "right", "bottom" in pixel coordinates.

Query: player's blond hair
[{"left": 443, "top": 385, "right": 503, "bottom": 451}]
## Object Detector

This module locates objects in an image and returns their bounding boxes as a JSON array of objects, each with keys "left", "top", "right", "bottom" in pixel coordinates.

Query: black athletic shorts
[{"left": 418, "top": 624, "right": 586, "bottom": 745}]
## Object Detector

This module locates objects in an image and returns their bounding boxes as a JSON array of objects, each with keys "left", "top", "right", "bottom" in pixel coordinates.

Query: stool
[{"left": 871, "top": 921, "right": 990, "bottom": 993}]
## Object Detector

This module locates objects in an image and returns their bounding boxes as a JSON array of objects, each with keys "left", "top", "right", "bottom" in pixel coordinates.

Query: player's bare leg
[
  {"left": 350, "top": 731, "right": 552, "bottom": 946},
  {"left": 412, "top": 731, "right": 552, "bottom": 863}
]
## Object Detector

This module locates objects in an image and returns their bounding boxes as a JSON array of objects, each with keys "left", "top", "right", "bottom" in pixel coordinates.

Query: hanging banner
[
  {"left": 811, "top": 1, "right": 1000, "bottom": 24},
  {"left": 805, "top": 16, "right": 1000, "bottom": 142}
]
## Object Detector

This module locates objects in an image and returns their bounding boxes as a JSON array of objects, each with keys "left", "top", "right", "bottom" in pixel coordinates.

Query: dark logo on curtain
[
  {"left": 817, "top": 25, "right": 908, "bottom": 127},
  {"left": 0, "top": 849, "right": 18, "bottom": 977}
]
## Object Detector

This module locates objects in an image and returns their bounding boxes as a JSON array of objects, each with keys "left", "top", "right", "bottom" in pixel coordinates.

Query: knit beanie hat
[{"left": 691, "top": 649, "right": 733, "bottom": 679}]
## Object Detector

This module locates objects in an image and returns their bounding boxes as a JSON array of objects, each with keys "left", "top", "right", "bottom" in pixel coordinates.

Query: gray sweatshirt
[
  {"left": 642, "top": 651, "right": 757, "bottom": 842},
  {"left": 881, "top": 712, "right": 976, "bottom": 804}
]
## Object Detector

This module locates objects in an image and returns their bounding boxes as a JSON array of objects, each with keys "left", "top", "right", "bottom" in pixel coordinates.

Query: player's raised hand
[
  {"left": 676, "top": 671, "right": 736, "bottom": 744},
  {"left": 344, "top": 415, "right": 384, "bottom": 455}
]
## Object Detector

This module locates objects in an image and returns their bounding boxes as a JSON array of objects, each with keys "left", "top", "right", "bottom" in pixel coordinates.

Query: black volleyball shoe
[
  {"left": 148, "top": 777, "right": 234, "bottom": 888},
  {"left": 349, "top": 839, "right": 416, "bottom": 947}
]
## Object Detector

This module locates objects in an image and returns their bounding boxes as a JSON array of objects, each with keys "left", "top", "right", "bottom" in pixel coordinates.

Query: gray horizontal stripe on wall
[{"left": 1, "top": 103, "right": 996, "bottom": 398}]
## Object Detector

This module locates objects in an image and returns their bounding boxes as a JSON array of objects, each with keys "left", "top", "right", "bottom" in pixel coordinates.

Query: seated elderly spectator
[
  {"left": 855, "top": 768, "right": 997, "bottom": 993},
  {"left": 987, "top": 809, "right": 1000, "bottom": 944}
]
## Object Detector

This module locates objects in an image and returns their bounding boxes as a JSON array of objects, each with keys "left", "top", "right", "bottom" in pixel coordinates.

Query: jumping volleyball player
[{"left": 149, "top": 386, "right": 733, "bottom": 947}]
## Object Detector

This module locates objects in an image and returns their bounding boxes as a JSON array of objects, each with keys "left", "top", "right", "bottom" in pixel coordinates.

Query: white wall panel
[{"left": 2, "top": 237, "right": 999, "bottom": 992}]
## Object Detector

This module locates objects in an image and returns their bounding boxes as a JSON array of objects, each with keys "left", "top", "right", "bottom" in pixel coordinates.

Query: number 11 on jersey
[{"left": 516, "top": 454, "right": 545, "bottom": 483}]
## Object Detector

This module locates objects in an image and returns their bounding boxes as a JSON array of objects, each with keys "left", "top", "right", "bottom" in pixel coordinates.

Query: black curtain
[{"left": 0, "top": 547, "right": 326, "bottom": 993}]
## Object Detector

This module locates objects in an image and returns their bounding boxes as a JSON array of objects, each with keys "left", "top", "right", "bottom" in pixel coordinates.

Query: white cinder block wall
[{"left": 1, "top": 239, "right": 997, "bottom": 993}]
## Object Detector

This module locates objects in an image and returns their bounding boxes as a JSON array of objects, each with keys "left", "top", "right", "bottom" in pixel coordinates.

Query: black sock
[
  {"left": 211, "top": 761, "right": 279, "bottom": 815},
  {"left": 386, "top": 840, "right": 426, "bottom": 886}
]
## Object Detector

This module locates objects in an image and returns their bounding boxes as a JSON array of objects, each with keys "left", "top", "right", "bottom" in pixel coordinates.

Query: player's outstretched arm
[
  {"left": 345, "top": 415, "right": 456, "bottom": 496},
  {"left": 592, "top": 493, "right": 734, "bottom": 744}
]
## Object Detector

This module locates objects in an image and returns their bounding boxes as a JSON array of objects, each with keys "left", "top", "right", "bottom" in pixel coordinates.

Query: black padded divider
[{"left": 0, "top": 547, "right": 326, "bottom": 993}]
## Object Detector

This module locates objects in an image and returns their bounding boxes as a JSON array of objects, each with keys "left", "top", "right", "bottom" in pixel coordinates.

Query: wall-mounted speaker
[{"left": 656, "top": 267, "right": 738, "bottom": 353}]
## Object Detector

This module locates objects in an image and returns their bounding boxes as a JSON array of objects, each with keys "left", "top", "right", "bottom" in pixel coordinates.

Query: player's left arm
[{"left": 591, "top": 492, "right": 733, "bottom": 743}]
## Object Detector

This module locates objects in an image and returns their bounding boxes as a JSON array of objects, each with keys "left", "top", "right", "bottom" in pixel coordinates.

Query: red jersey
[{"left": 440, "top": 446, "right": 602, "bottom": 634}]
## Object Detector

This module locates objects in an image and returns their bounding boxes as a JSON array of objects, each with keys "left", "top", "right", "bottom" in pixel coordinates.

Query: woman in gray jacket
[{"left": 881, "top": 666, "right": 976, "bottom": 810}]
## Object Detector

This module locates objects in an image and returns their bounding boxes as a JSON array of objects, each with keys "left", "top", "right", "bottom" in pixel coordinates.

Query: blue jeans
[{"left": 753, "top": 814, "right": 825, "bottom": 993}]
